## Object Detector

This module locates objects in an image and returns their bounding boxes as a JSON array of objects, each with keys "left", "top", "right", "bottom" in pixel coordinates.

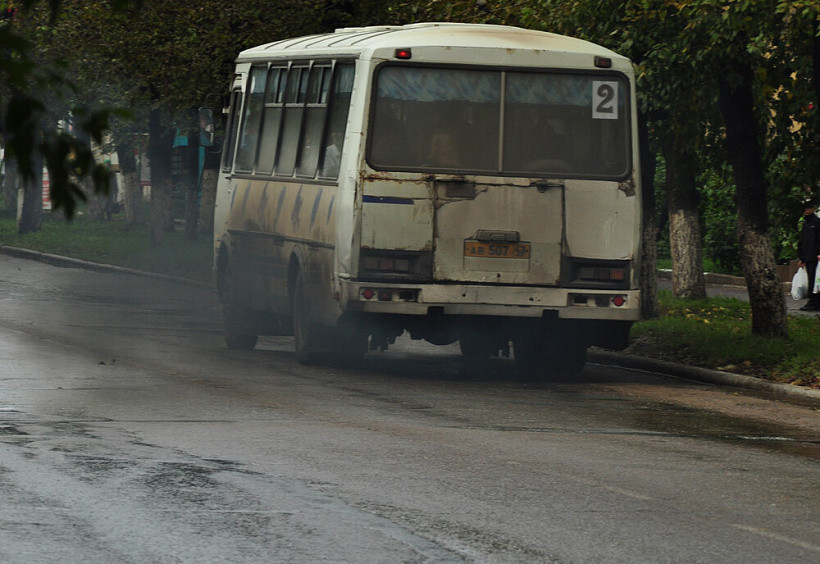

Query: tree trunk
[
  {"left": 84, "top": 174, "right": 107, "bottom": 221},
  {"left": 661, "top": 135, "right": 706, "bottom": 299},
  {"left": 184, "top": 174, "right": 199, "bottom": 240},
  {"left": 2, "top": 156, "right": 18, "bottom": 214},
  {"left": 199, "top": 167, "right": 217, "bottom": 233},
  {"left": 117, "top": 139, "right": 142, "bottom": 224},
  {"left": 148, "top": 109, "right": 174, "bottom": 245},
  {"left": 198, "top": 140, "right": 220, "bottom": 234},
  {"left": 183, "top": 120, "right": 199, "bottom": 240},
  {"left": 717, "top": 64, "right": 787, "bottom": 338},
  {"left": 17, "top": 164, "right": 42, "bottom": 234},
  {"left": 638, "top": 113, "right": 658, "bottom": 319}
]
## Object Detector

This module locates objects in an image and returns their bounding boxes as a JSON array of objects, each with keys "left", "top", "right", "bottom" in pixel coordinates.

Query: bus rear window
[{"left": 368, "top": 66, "right": 629, "bottom": 179}]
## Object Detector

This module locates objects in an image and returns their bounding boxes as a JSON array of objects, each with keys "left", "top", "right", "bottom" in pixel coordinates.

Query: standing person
[{"left": 798, "top": 196, "right": 820, "bottom": 311}]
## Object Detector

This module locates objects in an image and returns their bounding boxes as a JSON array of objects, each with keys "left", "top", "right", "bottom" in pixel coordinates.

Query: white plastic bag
[
  {"left": 814, "top": 266, "right": 820, "bottom": 295},
  {"left": 791, "top": 267, "right": 808, "bottom": 300}
]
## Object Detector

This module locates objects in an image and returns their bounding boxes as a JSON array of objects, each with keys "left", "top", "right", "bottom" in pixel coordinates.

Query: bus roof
[{"left": 237, "top": 22, "right": 626, "bottom": 63}]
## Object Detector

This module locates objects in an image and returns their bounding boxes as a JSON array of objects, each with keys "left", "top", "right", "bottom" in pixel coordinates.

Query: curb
[
  {"left": 3, "top": 245, "right": 817, "bottom": 403},
  {"left": 0, "top": 245, "right": 212, "bottom": 290},
  {"left": 588, "top": 350, "right": 820, "bottom": 403}
]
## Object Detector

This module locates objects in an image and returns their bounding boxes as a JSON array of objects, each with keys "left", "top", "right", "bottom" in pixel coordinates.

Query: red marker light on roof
[
  {"left": 594, "top": 56, "right": 612, "bottom": 68},
  {"left": 394, "top": 48, "right": 412, "bottom": 60}
]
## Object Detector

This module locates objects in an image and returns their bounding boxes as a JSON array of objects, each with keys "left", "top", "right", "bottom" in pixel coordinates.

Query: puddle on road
[
  {"left": 337, "top": 351, "right": 820, "bottom": 459},
  {"left": 609, "top": 400, "right": 820, "bottom": 459},
  {"left": 0, "top": 424, "right": 27, "bottom": 436}
]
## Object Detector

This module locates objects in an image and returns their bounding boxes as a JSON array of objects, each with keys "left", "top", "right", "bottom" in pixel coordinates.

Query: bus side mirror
[{"left": 199, "top": 107, "right": 215, "bottom": 147}]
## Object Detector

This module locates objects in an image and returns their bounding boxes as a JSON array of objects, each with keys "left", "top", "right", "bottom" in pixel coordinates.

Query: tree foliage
[
  {"left": 0, "top": 0, "right": 133, "bottom": 219},
  {"left": 3, "top": 0, "right": 819, "bottom": 334}
]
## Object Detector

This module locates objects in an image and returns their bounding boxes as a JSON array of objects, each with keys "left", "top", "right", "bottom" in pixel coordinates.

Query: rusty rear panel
[{"left": 432, "top": 178, "right": 563, "bottom": 285}]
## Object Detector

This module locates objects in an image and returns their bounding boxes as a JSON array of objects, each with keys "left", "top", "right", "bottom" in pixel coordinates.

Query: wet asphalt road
[{"left": 1, "top": 254, "right": 818, "bottom": 563}]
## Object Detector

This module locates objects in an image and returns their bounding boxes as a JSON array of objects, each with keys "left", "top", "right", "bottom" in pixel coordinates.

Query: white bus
[{"left": 214, "top": 23, "right": 641, "bottom": 378}]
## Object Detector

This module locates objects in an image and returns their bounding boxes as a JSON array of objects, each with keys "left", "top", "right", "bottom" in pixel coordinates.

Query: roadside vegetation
[
  {"left": 2, "top": 214, "right": 817, "bottom": 388},
  {"left": 0, "top": 211, "right": 212, "bottom": 283},
  {"left": 1, "top": 1, "right": 817, "bottom": 386},
  {"left": 629, "top": 291, "right": 820, "bottom": 388}
]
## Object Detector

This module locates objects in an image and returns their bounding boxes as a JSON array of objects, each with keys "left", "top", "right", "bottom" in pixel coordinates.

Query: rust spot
[
  {"left": 361, "top": 171, "right": 395, "bottom": 181},
  {"left": 442, "top": 181, "right": 476, "bottom": 199},
  {"left": 618, "top": 178, "right": 636, "bottom": 197}
]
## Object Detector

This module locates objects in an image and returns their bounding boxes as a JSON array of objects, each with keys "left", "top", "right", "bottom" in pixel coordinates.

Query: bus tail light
[
  {"left": 564, "top": 259, "right": 630, "bottom": 290},
  {"left": 579, "top": 266, "right": 625, "bottom": 282},
  {"left": 359, "top": 250, "right": 432, "bottom": 281},
  {"left": 362, "top": 256, "right": 411, "bottom": 272},
  {"left": 360, "top": 288, "right": 418, "bottom": 302},
  {"left": 569, "top": 294, "right": 627, "bottom": 308}
]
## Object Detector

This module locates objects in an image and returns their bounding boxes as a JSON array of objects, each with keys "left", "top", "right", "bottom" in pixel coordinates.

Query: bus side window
[
  {"left": 256, "top": 67, "right": 286, "bottom": 175},
  {"left": 318, "top": 63, "right": 354, "bottom": 180},
  {"left": 276, "top": 66, "right": 309, "bottom": 176},
  {"left": 295, "top": 65, "right": 331, "bottom": 178},
  {"left": 221, "top": 89, "right": 243, "bottom": 172},
  {"left": 234, "top": 66, "right": 267, "bottom": 172}
]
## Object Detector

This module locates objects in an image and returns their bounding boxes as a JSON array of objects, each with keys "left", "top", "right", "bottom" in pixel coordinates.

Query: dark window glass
[
  {"left": 221, "top": 90, "right": 243, "bottom": 172},
  {"left": 277, "top": 66, "right": 308, "bottom": 176},
  {"left": 370, "top": 66, "right": 500, "bottom": 173},
  {"left": 256, "top": 67, "right": 286, "bottom": 174},
  {"left": 296, "top": 66, "right": 331, "bottom": 178},
  {"left": 503, "top": 72, "right": 628, "bottom": 177},
  {"left": 369, "top": 66, "right": 630, "bottom": 178},
  {"left": 234, "top": 66, "right": 267, "bottom": 172},
  {"left": 319, "top": 64, "right": 355, "bottom": 179}
]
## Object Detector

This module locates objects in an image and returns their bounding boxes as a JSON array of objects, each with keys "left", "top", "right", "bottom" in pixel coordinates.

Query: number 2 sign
[{"left": 592, "top": 81, "right": 619, "bottom": 120}]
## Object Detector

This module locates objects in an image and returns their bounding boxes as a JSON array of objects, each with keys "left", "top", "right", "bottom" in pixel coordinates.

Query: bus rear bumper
[{"left": 340, "top": 280, "right": 641, "bottom": 321}]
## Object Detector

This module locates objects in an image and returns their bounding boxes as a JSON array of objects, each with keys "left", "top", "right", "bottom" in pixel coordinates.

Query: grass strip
[
  {"left": 629, "top": 291, "right": 819, "bottom": 388},
  {"left": 0, "top": 213, "right": 212, "bottom": 283}
]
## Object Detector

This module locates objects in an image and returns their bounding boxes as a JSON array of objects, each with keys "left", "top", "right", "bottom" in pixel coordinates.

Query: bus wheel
[
  {"left": 559, "top": 344, "right": 588, "bottom": 379},
  {"left": 292, "top": 270, "right": 319, "bottom": 365},
  {"left": 513, "top": 338, "right": 586, "bottom": 382},
  {"left": 222, "top": 264, "right": 258, "bottom": 351},
  {"left": 513, "top": 337, "right": 547, "bottom": 379},
  {"left": 328, "top": 330, "right": 367, "bottom": 367},
  {"left": 459, "top": 334, "right": 494, "bottom": 359}
]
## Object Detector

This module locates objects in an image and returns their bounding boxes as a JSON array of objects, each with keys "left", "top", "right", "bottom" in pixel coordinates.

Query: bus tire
[
  {"left": 293, "top": 270, "right": 319, "bottom": 365},
  {"left": 221, "top": 263, "right": 258, "bottom": 351},
  {"left": 328, "top": 331, "right": 367, "bottom": 367},
  {"left": 459, "top": 334, "right": 494, "bottom": 359},
  {"left": 513, "top": 337, "right": 586, "bottom": 382}
]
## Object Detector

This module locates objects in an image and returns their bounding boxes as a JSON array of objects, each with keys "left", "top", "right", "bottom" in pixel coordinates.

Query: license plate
[{"left": 464, "top": 241, "right": 531, "bottom": 259}]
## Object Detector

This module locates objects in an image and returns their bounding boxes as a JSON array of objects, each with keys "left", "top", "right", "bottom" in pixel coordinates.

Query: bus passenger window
[
  {"left": 234, "top": 66, "right": 266, "bottom": 172},
  {"left": 318, "top": 63, "right": 354, "bottom": 179},
  {"left": 276, "top": 66, "right": 307, "bottom": 176},
  {"left": 295, "top": 66, "right": 330, "bottom": 178},
  {"left": 256, "top": 68, "right": 286, "bottom": 175},
  {"left": 221, "top": 90, "right": 243, "bottom": 172}
]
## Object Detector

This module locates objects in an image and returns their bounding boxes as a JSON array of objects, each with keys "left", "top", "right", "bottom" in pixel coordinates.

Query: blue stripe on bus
[
  {"left": 327, "top": 195, "right": 335, "bottom": 224},
  {"left": 309, "top": 189, "right": 322, "bottom": 229},
  {"left": 362, "top": 195, "right": 414, "bottom": 205}
]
